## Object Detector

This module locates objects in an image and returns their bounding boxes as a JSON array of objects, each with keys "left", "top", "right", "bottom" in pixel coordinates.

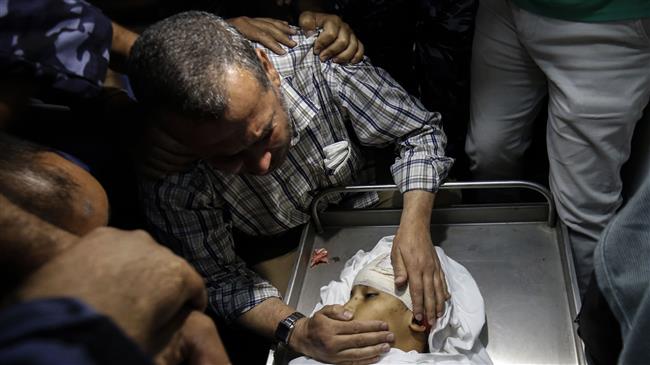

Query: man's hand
[
  {"left": 155, "top": 311, "right": 231, "bottom": 365},
  {"left": 227, "top": 17, "right": 298, "bottom": 55},
  {"left": 299, "top": 11, "right": 364, "bottom": 64},
  {"left": 17, "top": 227, "right": 208, "bottom": 355},
  {"left": 392, "top": 191, "right": 449, "bottom": 327},
  {"left": 228, "top": 13, "right": 364, "bottom": 64},
  {"left": 290, "top": 305, "right": 393, "bottom": 364},
  {"left": 136, "top": 125, "right": 198, "bottom": 179}
]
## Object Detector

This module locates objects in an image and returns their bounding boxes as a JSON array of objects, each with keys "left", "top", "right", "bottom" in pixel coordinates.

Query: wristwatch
[{"left": 275, "top": 312, "right": 305, "bottom": 346}]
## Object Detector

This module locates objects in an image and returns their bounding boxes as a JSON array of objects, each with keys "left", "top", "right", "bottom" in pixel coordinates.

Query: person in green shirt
[
  {"left": 465, "top": 0, "right": 650, "bottom": 316},
  {"left": 512, "top": 0, "right": 650, "bottom": 22}
]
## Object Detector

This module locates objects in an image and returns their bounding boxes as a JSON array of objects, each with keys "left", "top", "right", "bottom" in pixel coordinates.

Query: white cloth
[
  {"left": 292, "top": 348, "right": 479, "bottom": 365},
  {"left": 323, "top": 140, "right": 350, "bottom": 175},
  {"left": 290, "top": 236, "right": 492, "bottom": 365},
  {"left": 353, "top": 252, "right": 414, "bottom": 311}
]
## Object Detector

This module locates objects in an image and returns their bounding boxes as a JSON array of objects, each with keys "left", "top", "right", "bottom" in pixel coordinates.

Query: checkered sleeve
[
  {"left": 324, "top": 60, "right": 454, "bottom": 193},
  {"left": 140, "top": 167, "right": 281, "bottom": 323}
]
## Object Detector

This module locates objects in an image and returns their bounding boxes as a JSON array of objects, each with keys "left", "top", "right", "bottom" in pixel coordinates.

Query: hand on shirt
[
  {"left": 228, "top": 12, "right": 364, "bottom": 64},
  {"left": 392, "top": 191, "right": 450, "bottom": 327},
  {"left": 290, "top": 304, "right": 393, "bottom": 364},
  {"left": 298, "top": 11, "right": 364, "bottom": 64},
  {"left": 227, "top": 16, "right": 298, "bottom": 55},
  {"left": 17, "top": 227, "right": 208, "bottom": 356}
]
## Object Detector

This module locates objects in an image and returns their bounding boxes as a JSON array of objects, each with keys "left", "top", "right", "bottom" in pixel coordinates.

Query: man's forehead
[
  {"left": 162, "top": 66, "right": 272, "bottom": 155},
  {"left": 223, "top": 67, "right": 268, "bottom": 121}
]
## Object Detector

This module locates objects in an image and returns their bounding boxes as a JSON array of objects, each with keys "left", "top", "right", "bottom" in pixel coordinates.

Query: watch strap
[{"left": 275, "top": 312, "right": 305, "bottom": 345}]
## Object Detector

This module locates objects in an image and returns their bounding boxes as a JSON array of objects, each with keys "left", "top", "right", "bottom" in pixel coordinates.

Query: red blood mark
[{"left": 310, "top": 248, "right": 329, "bottom": 268}]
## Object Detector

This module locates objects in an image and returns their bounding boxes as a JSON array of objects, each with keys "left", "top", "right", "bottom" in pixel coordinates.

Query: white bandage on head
[{"left": 352, "top": 252, "right": 413, "bottom": 311}]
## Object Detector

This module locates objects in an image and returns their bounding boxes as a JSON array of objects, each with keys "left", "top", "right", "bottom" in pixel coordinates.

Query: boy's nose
[{"left": 343, "top": 296, "right": 361, "bottom": 315}]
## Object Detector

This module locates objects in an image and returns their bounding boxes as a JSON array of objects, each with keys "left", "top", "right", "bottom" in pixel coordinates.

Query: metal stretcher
[{"left": 268, "top": 181, "right": 586, "bottom": 365}]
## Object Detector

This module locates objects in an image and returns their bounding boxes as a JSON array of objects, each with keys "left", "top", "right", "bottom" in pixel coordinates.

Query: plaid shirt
[{"left": 142, "top": 31, "right": 453, "bottom": 323}]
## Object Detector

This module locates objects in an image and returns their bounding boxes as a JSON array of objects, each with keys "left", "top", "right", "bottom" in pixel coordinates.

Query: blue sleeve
[
  {"left": 594, "top": 173, "right": 650, "bottom": 363},
  {"left": 0, "top": 298, "right": 152, "bottom": 365},
  {"left": 0, "top": 0, "right": 112, "bottom": 97}
]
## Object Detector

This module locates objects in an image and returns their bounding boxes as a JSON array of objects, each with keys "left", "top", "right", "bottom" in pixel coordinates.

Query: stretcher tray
[{"left": 269, "top": 181, "right": 586, "bottom": 365}]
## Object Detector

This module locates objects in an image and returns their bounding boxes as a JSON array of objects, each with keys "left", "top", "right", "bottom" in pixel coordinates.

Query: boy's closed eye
[{"left": 365, "top": 292, "right": 379, "bottom": 299}]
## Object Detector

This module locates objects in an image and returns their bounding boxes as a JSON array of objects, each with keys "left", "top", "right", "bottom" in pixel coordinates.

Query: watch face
[{"left": 275, "top": 318, "right": 292, "bottom": 344}]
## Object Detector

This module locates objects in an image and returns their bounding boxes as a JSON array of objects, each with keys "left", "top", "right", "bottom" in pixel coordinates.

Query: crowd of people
[{"left": 1, "top": 0, "right": 649, "bottom": 364}]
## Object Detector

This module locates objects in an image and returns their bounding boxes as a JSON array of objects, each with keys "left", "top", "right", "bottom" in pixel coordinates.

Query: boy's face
[
  {"left": 344, "top": 285, "right": 411, "bottom": 330},
  {"left": 344, "top": 284, "right": 429, "bottom": 353}
]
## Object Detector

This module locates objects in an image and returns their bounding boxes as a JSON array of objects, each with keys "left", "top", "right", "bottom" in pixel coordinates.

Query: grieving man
[{"left": 129, "top": 11, "right": 453, "bottom": 364}]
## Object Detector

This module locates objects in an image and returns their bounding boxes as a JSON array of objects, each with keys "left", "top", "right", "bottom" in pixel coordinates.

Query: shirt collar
[{"left": 280, "top": 76, "right": 319, "bottom": 146}]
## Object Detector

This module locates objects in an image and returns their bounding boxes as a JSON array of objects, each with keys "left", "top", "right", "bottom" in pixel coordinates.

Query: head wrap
[{"left": 352, "top": 252, "right": 413, "bottom": 311}]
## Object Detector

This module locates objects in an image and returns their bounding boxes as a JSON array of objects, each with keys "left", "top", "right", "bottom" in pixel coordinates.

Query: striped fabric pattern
[{"left": 142, "top": 30, "right": 453, "bottom": 323}]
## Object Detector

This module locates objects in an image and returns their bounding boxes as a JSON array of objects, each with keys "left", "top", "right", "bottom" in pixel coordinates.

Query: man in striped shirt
[{"left": 129, "top": 11, "right": 453, "bottom": 364}]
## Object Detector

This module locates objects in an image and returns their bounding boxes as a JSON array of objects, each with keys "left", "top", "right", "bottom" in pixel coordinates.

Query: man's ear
[
  {"left": 255, "top": 48, "right": 281, "bottom": 88},
  {"left": 409, "top": 315, "right": 428, "bottom": 333}
]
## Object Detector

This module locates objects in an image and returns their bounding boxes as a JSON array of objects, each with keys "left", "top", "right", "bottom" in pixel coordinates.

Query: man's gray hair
[{"left": 128, "top": 11, "right": 270, "bottom": 120}]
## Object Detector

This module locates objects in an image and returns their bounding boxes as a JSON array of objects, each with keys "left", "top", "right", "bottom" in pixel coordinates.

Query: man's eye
[
  {"left": 261, "top": 128, "right": 274, "bottom": 142},
  {"left": 365, "top": 293, "right": 378, "bottom": 299}
]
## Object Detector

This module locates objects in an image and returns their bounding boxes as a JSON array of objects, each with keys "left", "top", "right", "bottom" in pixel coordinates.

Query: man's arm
[
  {"left": 238, "top": 298, "right": 392, "bottom": 364},
  {"left": 155, "top": 310, "right": 231, "bottom": 365},
  {"left": 143, "top": 168, "right": 392, "bottom": 363},
  {"left": 325, "top": 61, "right": 454, "bottom": 326},
  {"left": 0, "top": 194, "right": 76, "bottom": 289},
  {"left": 141, "top": 167, "right": 281, "bottom": 322},
  {"left": 394, "top": 191, "right": 449, "bottom": 325},
  {"left": 0, "top": 196, "right": 225, "bottom": 363},
  {"left": 109, "top": 21, "right": 138, "bottom": 73},
  {"left": 15, "top": 227, "right": 209, "bottom": 357}
]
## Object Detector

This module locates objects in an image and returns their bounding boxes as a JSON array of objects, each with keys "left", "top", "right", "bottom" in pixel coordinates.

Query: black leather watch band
[{"left": 275, "top": 312, "right": 305, "bottom": 346}]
